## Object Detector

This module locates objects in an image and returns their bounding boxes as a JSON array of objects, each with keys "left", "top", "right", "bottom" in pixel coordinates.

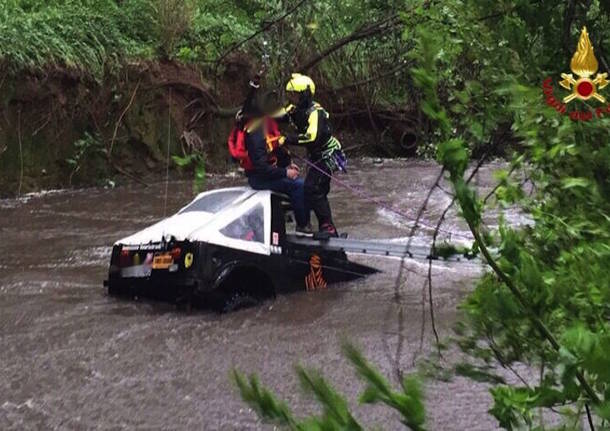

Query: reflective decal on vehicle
[
  {"left": 123, "top": 243, "right": 164, "bottom": 251},
  {"left": 152, "top": 252, "right": 173, "bottom": 269},
  {"left": 184, "top": 252, "right": 194, "bottom": 268},
  {"left": 305, "top": 254, "right": 327, "bottom": 291}
]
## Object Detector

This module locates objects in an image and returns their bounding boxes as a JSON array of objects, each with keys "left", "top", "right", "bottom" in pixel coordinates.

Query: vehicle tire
[
  {"left": 107, "top": 283, "right": 122, "bottom": 296},
  {"left": 211, "top": 266, "right": 275, "bottom": 313},
  {"left": 107, "top": 281, "right": 132, "bottom": 298},
  {"left": 222, "top": 288, "right": 260, "bottom": 313}
]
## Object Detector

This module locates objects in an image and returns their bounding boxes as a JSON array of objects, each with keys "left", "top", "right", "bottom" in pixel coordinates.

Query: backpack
[
  {"left": 227, "top": 126, "right": 252, "bottom": 170},
  {"left": 227, "top": 118, "right": 281, "bottom": 171}
]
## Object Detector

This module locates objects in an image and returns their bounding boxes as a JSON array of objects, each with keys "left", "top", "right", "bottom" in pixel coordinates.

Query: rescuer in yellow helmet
[{"left": 276, "top": 73, "right": 346, "bottom": 239}]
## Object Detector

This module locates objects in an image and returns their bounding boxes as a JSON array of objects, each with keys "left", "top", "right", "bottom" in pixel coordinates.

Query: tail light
[
  {"left": 119, "top": 249, "right": 131, "bottom": 267},
  {"left": 170, "top": 247, "right": 182, "bottom": 260}
]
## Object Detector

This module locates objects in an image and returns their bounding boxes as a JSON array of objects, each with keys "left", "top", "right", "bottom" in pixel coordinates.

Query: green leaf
[
  {"left": 437, "top": 139, "right": 468, "bottom": 180},
  {"left": 560, "top": 177, "right": 590, "bottom": 189},
  {"left": 172, "top": 154, "right": 194, "bottom": 167}
]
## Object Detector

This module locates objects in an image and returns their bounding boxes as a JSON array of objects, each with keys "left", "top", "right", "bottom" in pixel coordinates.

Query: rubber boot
[{"left": 313, "top": 223, "right": 338, "bottom": 240}]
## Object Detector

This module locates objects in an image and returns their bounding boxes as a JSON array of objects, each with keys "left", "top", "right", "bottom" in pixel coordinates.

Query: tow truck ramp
[{"left": 286, "top": 235, "right": 474, "bottom": 263}]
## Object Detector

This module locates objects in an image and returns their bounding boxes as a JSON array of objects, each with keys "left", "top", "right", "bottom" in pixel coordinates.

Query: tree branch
[
  {"left": 108, "top": 80, "right": 140, "bottom": 158},
  {"left": 299, "top": 14, "right": 401, "bottom": 72},
  {"left": 465, "top": 212, "right": 600, "bottom": 404},
  {"left": 215, "top": 0, "right": 309, "bottom": 67},
  {"left": 562, "top": 0, "right": 577, "bottom": 57}
]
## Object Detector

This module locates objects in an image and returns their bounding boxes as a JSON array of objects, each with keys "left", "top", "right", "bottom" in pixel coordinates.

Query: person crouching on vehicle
[
  {"left": 276, "top": 73, "right": 346, "bottom": 238},
  {"left": 229, "top": 78, "right": 311, "bottom": 235}
]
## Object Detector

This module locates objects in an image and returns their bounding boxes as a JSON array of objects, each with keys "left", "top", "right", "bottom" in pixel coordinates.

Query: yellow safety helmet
[{"left": 285, "top": 73, "right": 315, "bottom": 95}]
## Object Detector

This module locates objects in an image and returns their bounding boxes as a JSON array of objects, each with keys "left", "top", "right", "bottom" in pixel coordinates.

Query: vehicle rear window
[
  {"left": 220, "top": 204, "right": 265, "bottom": 243},
  {"left": 179, "top": 190, "right": 244, "bottom": 214}
]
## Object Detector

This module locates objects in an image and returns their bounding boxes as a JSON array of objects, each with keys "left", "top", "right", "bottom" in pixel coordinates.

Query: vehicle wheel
[
  {"left": 222, "top": 288, "right": 260, "bottom": 313},
  {"left": 211, "top": 267, "right": 275, "bottom": 313},
  {"left": 108, "top": 282, "right": 132, "bottom": 298},
  {"left": 108, "top": 283, "right": 122, "bottom": 296}
]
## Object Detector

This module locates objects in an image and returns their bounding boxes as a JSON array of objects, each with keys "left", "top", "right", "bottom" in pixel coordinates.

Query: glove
[
  {"left": 325, "top": 136, "right": 342, "bottom": 152},
  {"left": 249, "top": 74, "right": 261, "bottom": 89},
  {"left": 322, "top": 137, "right": 347, "bottom": 172}
]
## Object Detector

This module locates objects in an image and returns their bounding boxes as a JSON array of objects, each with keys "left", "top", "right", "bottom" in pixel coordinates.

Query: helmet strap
[{"left": 297, "top": 89, "right": 312, "bottom": 109}]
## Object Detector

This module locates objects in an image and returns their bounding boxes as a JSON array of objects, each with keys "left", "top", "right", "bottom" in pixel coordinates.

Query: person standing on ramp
[{"left": 276, "top": 73, "right": 346, "bottom": 239}]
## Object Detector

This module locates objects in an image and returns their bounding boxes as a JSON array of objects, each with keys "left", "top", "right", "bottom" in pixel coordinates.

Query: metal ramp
[{"left": 286, "top": 235, "right": 474, "bottom": 262}]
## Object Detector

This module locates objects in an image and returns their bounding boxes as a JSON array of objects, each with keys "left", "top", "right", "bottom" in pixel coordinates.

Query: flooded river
[{"left": 1, "top": 159, "right": 513, "bottom": 430}]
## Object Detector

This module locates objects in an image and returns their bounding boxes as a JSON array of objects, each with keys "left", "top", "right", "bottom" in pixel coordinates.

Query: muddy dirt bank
[
  {"left": 0, "top": 61, "right": 238, "bottom": 197},
  {"left": 0, "top": 59, "right": 416, "bottom": 198}
]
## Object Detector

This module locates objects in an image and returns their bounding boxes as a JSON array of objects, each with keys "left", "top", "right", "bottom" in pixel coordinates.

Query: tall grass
[
  {"left": 0, "top": 0, "right": 158, "bottom": 76},
  {"left": 0, "top": 0, "right": 411, "bottom": 106},
  {"left": 155, "top": 0, "right": 196, "bottom": 57}
]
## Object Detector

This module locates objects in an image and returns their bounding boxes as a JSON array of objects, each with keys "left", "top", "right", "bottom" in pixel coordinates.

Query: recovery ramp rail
[{"left": 286, "top": 235, "right": 476, "bottom": 262}]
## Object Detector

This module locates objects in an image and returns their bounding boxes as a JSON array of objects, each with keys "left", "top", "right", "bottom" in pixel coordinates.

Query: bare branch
[
  {"left": 108, "top": 80, "right": 140, "bottom": 158},
  {"left": 215, "top": 0, "right": 309, "bottom": 67},
  {"left": 331, "top": 62, "right": 413, "bottom": 93},
  {"left": 299, "top": 14, "right": 401, "bottom": 72}
]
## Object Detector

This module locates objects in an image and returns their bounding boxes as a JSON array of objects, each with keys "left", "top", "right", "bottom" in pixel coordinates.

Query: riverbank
[
  {"left": 0, "top": 57, "right": 425, "bottom": 198},
  {"left": 0, "top": 60, "right": 237, "bottom": 197}
]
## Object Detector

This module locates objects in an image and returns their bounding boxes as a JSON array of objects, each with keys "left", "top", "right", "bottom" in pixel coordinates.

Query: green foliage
[
  {"left": 343, "top": 343, "right": 426, "bottom": 430},
  {"left": 233, "top": 372, "right": 300, "bottom": 428},
  {"left": 66, "top": 132, "right": 103, "bottom": 185},
  {"left": 0, "top": 0, "right": 419, "bottom": 116},
  {"left": 0, "top": 0, "right": 158, "bottom": 76},
  {"left": 431, "top": 241, "right": 477, "bottom": 260},
  {"left": 233, "top": 342, "right": 426, "bottom": 430},
  {"left": 409, "top": 2, "right": 610, "bottom": 428},
  {"left": 488, "top": 386, "right": 539, "bottom": 429},
  {"left": 154, "top": 0, "right": 196, "bottom": 57},
  {"left": 172, "top": 153, "right": 206, "bottom": 193}
]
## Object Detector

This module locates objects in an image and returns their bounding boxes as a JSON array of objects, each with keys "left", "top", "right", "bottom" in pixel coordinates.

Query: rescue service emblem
[
  {"left": 542, "top": 27, "right": 610, "bottom": 121},
  {"left": 559, "top": 26, "right": 608, "bottom": 103}
]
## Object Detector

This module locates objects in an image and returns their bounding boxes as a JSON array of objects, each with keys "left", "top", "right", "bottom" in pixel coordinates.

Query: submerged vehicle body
[{"left": 105, "top": 187, "right": 377, "bottom": 309}]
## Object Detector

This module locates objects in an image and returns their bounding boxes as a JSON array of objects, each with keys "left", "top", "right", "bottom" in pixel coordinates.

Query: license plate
[{"left": 152, "top": 252, "right": 173, "bottom": 269}]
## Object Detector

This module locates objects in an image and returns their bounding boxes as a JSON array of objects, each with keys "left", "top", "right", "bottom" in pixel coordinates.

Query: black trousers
[{"left": 304, "top": 160, "right": 333, "bottom": 227}]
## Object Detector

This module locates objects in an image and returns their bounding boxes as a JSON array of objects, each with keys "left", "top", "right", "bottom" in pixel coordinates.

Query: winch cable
[{"left": 290, "top": 152, "right": 472, "bottom": 240}]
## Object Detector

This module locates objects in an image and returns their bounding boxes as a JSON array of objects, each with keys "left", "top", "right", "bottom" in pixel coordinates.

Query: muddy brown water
[{"left": 1, "top": 159, "right": 516, "bottom": 430}]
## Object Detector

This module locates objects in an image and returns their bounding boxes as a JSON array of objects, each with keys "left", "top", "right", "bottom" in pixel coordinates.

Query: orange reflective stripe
[{"left": 264, "top": 118, "right": 282, "bottom": 152}]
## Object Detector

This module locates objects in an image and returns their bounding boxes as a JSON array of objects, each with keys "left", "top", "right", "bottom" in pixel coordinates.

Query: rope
[
  {"left": 17, "top": 106, "right": 23, "bottom": 197},
  {"left": 163, "top": 88, "right": 171, "bottom": 217},
  {"left": 292, "top": 153, "right": 472, "bottom": 239}
]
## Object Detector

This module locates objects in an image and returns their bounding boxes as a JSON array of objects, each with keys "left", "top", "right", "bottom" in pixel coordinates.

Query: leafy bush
[
  {"left": 235, "top": 1, "right": 610, "bottom": 429},
  {"left": 234, "top": 342, "right": 427, "bottom": 431},
  {"left": 153, "top": 0, "right": 196, "bottom": 57},
  {"left": 0, "top": 0, "right": 158, "bottom": 76},
  {"left": 407, "top": 1, "right": 610, "bottom": 427}
]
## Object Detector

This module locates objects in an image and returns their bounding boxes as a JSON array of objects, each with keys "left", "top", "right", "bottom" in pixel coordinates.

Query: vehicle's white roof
[{"left": 115, "top": 187, "right": 275, "bottom": 255}]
